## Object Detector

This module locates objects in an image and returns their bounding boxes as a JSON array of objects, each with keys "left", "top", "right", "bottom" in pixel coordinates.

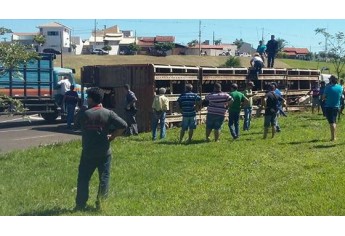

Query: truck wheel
[{"left": 41, "top": 112, "right": 58, "bottom": 122}]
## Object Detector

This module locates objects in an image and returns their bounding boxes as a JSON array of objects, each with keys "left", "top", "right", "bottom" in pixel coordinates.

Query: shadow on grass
[
  {"left": 18, "top": 206, "right": 99, "bottom": 216},
  {"left": 313, "top": 142, "right": 344, "bottom": 149},
  {"left": 156, "top": 139, "right": 207, "bottom": 145},
  {"left": 282, "top": 139, "right": 321, "bottom": 145}
]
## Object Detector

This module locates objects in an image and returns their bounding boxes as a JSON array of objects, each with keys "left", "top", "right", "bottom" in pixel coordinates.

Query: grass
[{"left": 1, "top": 111, "right": 345, "bottom": 216}]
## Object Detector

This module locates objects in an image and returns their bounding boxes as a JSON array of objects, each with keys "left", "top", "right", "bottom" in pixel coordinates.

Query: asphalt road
[{"left": 0, "top": 115, "right": 81, "bottom": 154}]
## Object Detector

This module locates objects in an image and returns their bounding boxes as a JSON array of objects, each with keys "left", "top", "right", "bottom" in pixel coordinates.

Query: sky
[
  {"left": 1, "top": 0, "right": 345, "bottom": 53},
  {"left": 1, "top": 19, "right": 344, "bottom": 52}
]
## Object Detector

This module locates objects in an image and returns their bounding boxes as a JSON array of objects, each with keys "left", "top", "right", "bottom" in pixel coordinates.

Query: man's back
[
  {"left": 266, "top": 39, "right": 278, "bottom": 54},
  {"left": 76, "top": 106, "right": 127, "bottom": 155},
  {"left": 178, "top": 92, "right": 201, "bottom": 117}
]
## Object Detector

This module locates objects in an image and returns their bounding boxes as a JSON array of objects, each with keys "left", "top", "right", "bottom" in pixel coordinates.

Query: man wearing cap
[
  {"left": 151, "top": 87, "right": 170, "bottom": 140},
  {"left": 177, "top": 83, "right": 201, "bottom": 143},
  {"left": 322, "top": 75, "right": 343, "bottom": 141}
]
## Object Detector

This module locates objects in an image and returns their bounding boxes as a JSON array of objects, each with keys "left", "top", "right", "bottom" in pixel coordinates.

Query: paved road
[{"left": 0, "top": 115, "right": 81, "bottom": 154}]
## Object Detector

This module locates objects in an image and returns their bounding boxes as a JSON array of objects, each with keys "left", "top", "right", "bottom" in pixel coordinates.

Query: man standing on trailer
[{"left": 266, "top": 35, "right": 279, "bottom": 68}]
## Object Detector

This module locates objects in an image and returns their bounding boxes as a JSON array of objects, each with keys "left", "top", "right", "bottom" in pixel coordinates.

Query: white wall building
[
  {"left": 37, "top": 22, "right": 72, "bottom": 54},
  {"left": 88, "top": 25, "right": 136, "bottom": 55}
]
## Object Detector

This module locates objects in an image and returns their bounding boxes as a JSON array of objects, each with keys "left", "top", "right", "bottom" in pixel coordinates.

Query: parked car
[
  {"left": 43, "top": 48, "right": 61, "bottom": 55},
  {"left": 91, "top": 49, "right": 109, "bottom": 55}
]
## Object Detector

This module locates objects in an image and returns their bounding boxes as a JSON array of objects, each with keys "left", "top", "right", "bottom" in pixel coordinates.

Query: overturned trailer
[
  {"left": 81, "top": 64, "right": 321, "bottom": 133},
  {"left": 81, "top": 64, "right": 200, "bottom": 132}
]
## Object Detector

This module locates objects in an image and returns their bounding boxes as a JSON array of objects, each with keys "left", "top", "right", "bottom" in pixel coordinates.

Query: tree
[
  {"left": 33, "top": 34, "right": 46, "bottom": 46},
  {"left": 0, "top": 42, "right": 39, "bottom": 77},
  {"left": 315, "top": 28, "right": 345, "bottom": 79},
  {"left": 214, "top": 39, "right": 222, "bottom": 45},
  {"left": 222, "top": 56, "right": 241, "bottom": 67},
  {"left": 187, "top": 39, "right": 198, "bottom": 47},
  {"left": 0, "top": 27, "right": 12, "bottom": 35},
  {"left": 154, "top": 42, "right": 175, "bottom": 56},
  {"left": 276, "top": 38, "right": 287, "bottom": 52},
  {"left": 233, "top": 38, "right": 244, "bottom": 49},
  {"left": 128, "top": 43, "right": 140, "bottom": 55},
  {"left": 102, "top": 45, "right": 112, "bottom": 53},
  {"left": 0, "top": 27, "right": 38, "bottom": 116}
]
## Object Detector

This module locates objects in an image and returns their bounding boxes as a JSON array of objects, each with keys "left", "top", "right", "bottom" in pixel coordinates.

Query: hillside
[{"left": 54, "top": 55, "right": 291, "bottom": 81}]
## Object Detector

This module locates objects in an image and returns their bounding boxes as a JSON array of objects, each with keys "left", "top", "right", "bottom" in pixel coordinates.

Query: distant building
[
  {"left": 187, "top": 43, "right": 237, "bottom": 56},
  {"left": 88, "top": 25, "right": 136, "bottom": 55},
  {"left": 12, "top": 32, "right": 37, "bottom": 48},
  {"left": 282, "top": 47, "right": 310, "bottom": 59},
  {"left": 37, "top": 22, "right": 72, "bottom": 54},
  {"left": 137, "top": 36, "right": 175, "bottom": 55}
]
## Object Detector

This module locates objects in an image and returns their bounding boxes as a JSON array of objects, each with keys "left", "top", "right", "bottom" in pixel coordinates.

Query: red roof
[
  {"left": 137, "top": 36, "right": 175, "bottom": 46},
  {"left": 189, "top": 45, "right": 224, "bottom": 49},
  {"left": 156, "top": 36, "right": 175, "bottom": 42},
  {"left": 283, "top": 47, "right": 309, "bottom": 55}
]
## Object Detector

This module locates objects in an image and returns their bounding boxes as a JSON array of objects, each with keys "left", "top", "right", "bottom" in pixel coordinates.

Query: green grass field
[{"left": 1, "top": 111, "right": 345, "bottom": 216}]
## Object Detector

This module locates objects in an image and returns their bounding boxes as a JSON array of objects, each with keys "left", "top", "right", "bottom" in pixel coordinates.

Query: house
[
  {"left": 137, "top": 36, "right": 175, "bottom": 55},
  {"left": 11, "top": 32, "right": 37, "bottom": 48},
  {"left": 282, "top": 47, "right": 310, "bottom": 59},
  {"left": 187, "top": 43, "right": 237, "bottom": 56},
  {"left": 88, "top": 25, "right": 136, "bottom": 55},
  {"left": 37, "top": 22, "right": 72, "bottom": 54},
  {"left": 237, "top": 42, "right": 256, "bottom": 56}
]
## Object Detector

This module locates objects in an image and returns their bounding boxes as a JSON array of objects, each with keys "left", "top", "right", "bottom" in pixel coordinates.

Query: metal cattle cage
[{"left": 81, "top": 64, "right": 321, "bottom": 133}]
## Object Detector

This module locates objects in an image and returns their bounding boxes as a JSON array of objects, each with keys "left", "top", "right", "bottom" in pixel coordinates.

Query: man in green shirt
[
  {"left": 74, "top": 87, "right": 127, "bottom": 211},
  {"left": 228, "top": 83, "right": 249, "bottom": 140}
]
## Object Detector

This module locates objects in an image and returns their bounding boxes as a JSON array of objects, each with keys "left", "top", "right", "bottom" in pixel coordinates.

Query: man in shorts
[
  {"left": 177, "top": 84, "right": 201, "bottom": 143},
  {"left": 263, "top": 83, "right": 284, "bottom": 139},
  {"left": 204, "top": 83, "right": 233, "bottom": 142},
  {"left": 322, "top": 75, "right": 343, "bottom": 141},
  {"left": 307, "top": 82, "right": 320, "bottom": 114}
]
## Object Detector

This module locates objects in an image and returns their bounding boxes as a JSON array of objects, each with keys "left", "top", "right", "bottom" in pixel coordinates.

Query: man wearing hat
[
  {"left": 322, "top": 75, "right": 343, "bottom": 141},
  {"left": 151, "top": 87, "right": 170, "bottom": 140}
]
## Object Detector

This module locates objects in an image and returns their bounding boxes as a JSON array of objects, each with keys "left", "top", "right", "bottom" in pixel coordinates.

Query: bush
[{"left": 222, "top": 56, "right": 241, "bottom": 67}]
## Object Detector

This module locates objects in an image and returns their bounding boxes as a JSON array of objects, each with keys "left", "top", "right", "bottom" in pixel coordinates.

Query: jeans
[
  {"left": 228, "top": 111, "right": 240, "bottom": 139},
  {"left": 66, "top": 104, "right": 76, "bottom": 128},
  {"left": 243, "top": 107, "right": 252, "bottom": 131},
  {"left": 267, "top": 53, "right": 275, "bottom": 68},
  {"left": 152, "top": 111, "right": 166, "bottom": 140},
  {"left": 76, "top": 151, "right": 112, "bottom": 208},
  {"left": 275, "top": 108, "right": 281, "bottom": 131},
  {"left": 125, "top": 109, "right": 138, "bottom": 135}
]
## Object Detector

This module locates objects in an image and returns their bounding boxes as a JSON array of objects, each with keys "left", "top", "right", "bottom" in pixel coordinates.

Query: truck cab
[{"left": 0, "top": 53, "right": 83, "bottom": 122}]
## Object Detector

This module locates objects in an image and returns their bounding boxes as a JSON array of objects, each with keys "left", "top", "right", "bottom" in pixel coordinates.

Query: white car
[{"left": 91, "top": 49, "right": 109, "bottom": 55}]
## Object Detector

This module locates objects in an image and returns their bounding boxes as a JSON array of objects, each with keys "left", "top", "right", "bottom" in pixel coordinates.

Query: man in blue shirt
[
  {"left": 177, "top": 83, "right": 201, "bottom": 143},
  {"left": 322, "top": 75, "right": 343, "bottom": 141}
]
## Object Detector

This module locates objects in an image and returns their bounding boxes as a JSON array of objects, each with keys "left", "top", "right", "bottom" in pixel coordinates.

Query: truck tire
[{"left": 41, "top": 111, "right": 58, "bottom": 123}]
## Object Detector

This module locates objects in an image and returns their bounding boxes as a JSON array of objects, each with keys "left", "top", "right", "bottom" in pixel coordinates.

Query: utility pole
[
  {"left": 198, "top": 20, "right": 201, "bottom": 56},
  {"left": 261, "top": 28, "right": 264, "bottom": 41},
  {"left": 60, "top": 30, "right": 63, "bottom": 67},
  {"left": 94, "top": 19, "right": 97, "bottom": 49},
  {"left": 213, "top": 31, "right": 215, "bottom": 45}
]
